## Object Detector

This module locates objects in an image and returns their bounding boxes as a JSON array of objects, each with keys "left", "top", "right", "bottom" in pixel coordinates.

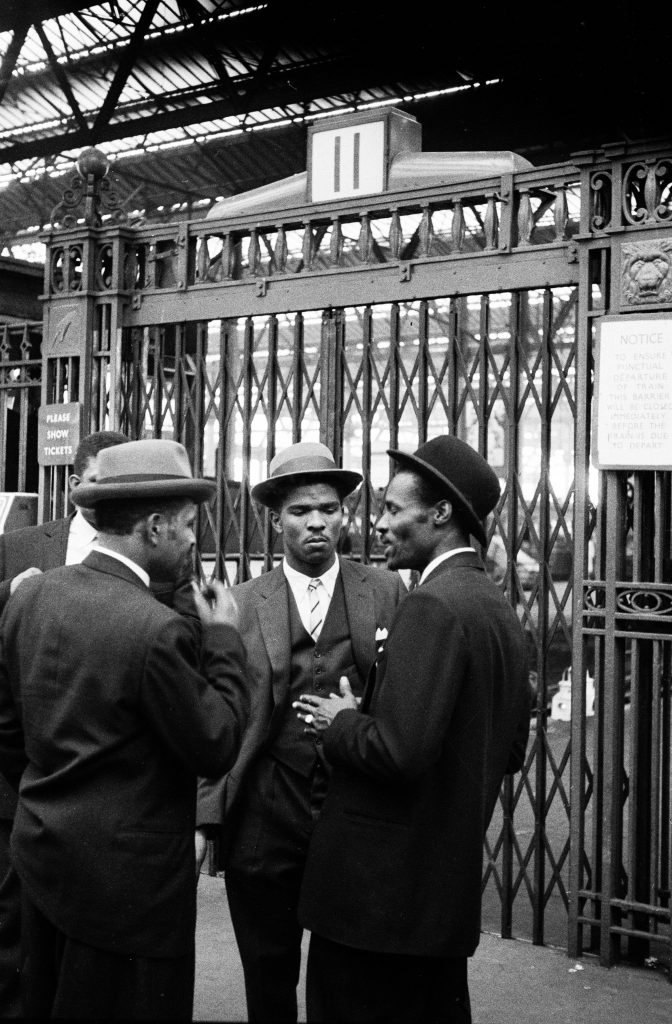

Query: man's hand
[
  {"left": 192, "top": 580, "right": 239, "bottom": 629},
  {"left": 195, "top": 828, "right": 209, "bottom": 878},
  {"left": 293, "top": 676, "right": 358, "bottom": 733},
  {"left": 10, "top": 566, "right": 42, "bottom": 595}
]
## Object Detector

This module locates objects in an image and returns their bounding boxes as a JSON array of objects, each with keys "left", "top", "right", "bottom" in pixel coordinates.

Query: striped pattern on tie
[{"left": 307, "top": 578, "right": 324, "bottom": 641}]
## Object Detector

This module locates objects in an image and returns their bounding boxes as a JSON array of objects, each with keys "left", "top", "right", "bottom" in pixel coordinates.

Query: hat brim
[
  {"left": 388, "top": 449, "right": 488, "bottom": 547},
  {"left": 252, "top": 469, "right": 362, "bottom": 507},
  {"left": 73, "top": 478, "right": 216, "bottom": 508}
]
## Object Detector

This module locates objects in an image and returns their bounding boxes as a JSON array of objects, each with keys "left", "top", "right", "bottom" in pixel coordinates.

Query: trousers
[{"left": 306, "top": 933, "right": 472, "bottom": 1024}]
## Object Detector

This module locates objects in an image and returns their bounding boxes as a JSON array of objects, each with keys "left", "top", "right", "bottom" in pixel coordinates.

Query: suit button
[{"left": 314, "top": 682, "right": 323, "bottom": 692}]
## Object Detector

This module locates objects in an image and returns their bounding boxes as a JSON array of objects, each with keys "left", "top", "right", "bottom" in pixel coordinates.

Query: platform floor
[{"left": 194, "top": 873, "right": 672, "bottom": 1023}]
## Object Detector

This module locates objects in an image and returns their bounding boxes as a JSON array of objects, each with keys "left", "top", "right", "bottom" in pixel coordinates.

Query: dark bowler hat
[
  {"left": 73, "top": 439, "right": 215, "bottom": 507},
  {"left": 251, "top": 442, "right": 362, "bottom": 508},
  {"left": 388, "top": 435, "right": 500, "bottom": 547}
]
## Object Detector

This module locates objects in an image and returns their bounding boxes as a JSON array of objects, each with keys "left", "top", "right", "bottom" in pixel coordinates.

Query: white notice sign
[{"left": 593, "top": 316, "right": 672, "bottom": 469}]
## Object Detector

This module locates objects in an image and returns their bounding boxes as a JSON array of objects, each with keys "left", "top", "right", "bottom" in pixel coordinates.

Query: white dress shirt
[
  {"left": 283, "top": 558, "right": 340, "bottom": 636},
  {"left": 65, "top": 510, "right": 98, "bottom": 565}
]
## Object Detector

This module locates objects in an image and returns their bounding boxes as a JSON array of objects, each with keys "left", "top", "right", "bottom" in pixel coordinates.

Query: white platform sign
[
  {"left": 310, "top": 120, "right": 385, "bottom": 202},
  {"left": 593, "top": 316, "right": 672, "bottom": 469}
]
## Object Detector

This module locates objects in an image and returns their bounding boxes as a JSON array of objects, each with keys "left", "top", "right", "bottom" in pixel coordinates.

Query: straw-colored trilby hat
[
  {"left": 73, "top": 439, "right": 215, "bottom": 507},
  {"left": 251, "top": 442, "right": 362, "bottom": 508},
  {"left": 388, "top": 435, "right": 500, "bottom": 547}
]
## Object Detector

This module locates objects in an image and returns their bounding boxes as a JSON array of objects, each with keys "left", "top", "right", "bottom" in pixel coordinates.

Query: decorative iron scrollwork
[
  {"left": 590, "top": 170, "right": 612, "bottom": 231},
  {"left": 622, "top": 158, "right": 672, "bottom": 226},
  {"left": 50, "top": 244, "right": 83, "bottom": 293},
  {"left": 583, "top": 581, "right": 672, "bottom": 633},
  {"left": 616, "top": 587, "right": 672, "bottom": 618},
  {"left": 583, "top": 583, "right": 606, "bottom": 629},
  {"left": 95, "top": 243, "right": 114, "bottom": 290},
  {"left": 621, "top": 239, "right": 672, "bottom": 305},
  {"left": 50, "top": 147, "right": 128, "bottom": 229}
]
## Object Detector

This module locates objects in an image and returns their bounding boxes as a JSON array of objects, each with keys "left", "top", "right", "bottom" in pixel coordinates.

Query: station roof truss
[{"left": 0, "top": 1, "right": 669, "bottom": 249}]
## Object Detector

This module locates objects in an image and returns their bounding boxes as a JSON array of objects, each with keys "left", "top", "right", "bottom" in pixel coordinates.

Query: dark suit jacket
[
  {"left": 0, "top": 514, "right": 198, "bottom": 818},
  {"left": 298, "top": 551, "right": 530, "bottom": 959},
  {"left": 0, "top": 516, "right": 71, "bottom": 614},
  {"left": 197, "top": 557, "right": 406, "bottom": 858},
  {"left": 0, "top": 516, "right": 73, "bottom": 819},
  {"left": 0, "top": 551, "right": 249, "bottom": 958}
]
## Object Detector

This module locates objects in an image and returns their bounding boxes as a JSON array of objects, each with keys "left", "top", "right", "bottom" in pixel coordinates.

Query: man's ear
[
  {"left": 270, "top": 510, "right": 283, "bottom": 535},
  {"left": 433, "top": 499, "right": 452, "bottom": 526},
  {"left": 68, "top": 473, "right": 81, "bottom": 494},
  {"left": 145, "top": 512, "right": 164, "bottom": 546}
]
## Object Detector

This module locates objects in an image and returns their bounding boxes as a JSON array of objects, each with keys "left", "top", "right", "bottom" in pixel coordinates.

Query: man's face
[
  {"left": 377, "top": 471, "right": 437, "bottom": 572},
  {"left": 272, "top": 482, "right": 343, "bottom": 576},
  {"left": 150, "top": 501, "right": 197, "bottom": 583},
  {"left": 69, "top": 455, "right": 101, "bottom": 525}
]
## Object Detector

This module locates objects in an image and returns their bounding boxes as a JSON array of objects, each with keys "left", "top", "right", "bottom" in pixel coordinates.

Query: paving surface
[{"left": 194, "top": 873, "right": 672, "bottom": 1023}]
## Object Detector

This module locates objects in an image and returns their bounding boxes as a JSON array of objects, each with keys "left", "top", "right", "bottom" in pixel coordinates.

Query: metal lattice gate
[
  {"left": 35, "top": 139, "right": 672, "bottom": 970},
  {"left": 116, "top": 287, "right": 578, "bottom": 947}
]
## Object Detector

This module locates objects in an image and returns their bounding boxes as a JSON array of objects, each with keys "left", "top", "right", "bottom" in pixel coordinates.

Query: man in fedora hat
[
  {"left": 0, "top": 439, "right": 250, "bottom": 1020},
  {"left": 0, "top": 429, "right": 129, "bottom": 1017},
  {"left": 295, "top": 435, "right": 531, "bottom": 1024},
  {"left": 196, "top": 441, "right": 406, "bottom": 1023}
]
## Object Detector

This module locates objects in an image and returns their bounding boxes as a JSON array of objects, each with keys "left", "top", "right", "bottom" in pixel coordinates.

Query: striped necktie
[{"left": 307, "top": 578, "right": 325, "bottom": 642}]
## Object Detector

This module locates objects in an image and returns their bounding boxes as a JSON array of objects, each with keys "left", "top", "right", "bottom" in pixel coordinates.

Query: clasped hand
[{"left": 293, "top": 676, "right": 358, "bottom": 733}]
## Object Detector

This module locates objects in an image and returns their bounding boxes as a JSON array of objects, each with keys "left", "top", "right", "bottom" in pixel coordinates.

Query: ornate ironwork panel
[{"left": 0, "top": 322, "right": 41, "bottom": 494}]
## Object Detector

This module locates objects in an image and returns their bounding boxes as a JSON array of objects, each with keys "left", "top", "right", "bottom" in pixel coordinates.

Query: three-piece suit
[
  {"left": 298, "top": 551, "right": 531, "bottom": 1021},
  {"left": 197, "top": 556, "right": 406, "bottom": 1021},
  {"left": 0, "top": 550, "right": 249, "bottom": 1018}
]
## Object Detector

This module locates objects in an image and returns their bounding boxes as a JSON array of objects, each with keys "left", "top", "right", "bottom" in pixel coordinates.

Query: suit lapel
[
  {"left": 340, "top": 557, "right": 377, "bottom": 681},
  {"left": 254, "top": 565, "right": 292, "bottom": 707},
  {"left": 42, "top": 515, "right": 74, "bottom": 570},
  {"left": 359, "top": 552, "right": 484, "bottom": 714}
]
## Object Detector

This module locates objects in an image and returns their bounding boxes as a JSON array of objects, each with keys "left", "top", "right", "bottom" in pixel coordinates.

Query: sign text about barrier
[{"left": 593, "top": 317, "right": 672, "bottom": 470}]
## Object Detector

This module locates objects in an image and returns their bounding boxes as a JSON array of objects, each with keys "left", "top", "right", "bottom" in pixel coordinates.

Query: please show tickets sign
[{"left": 37, "top": 403, "right": 82, "bottom": 466}]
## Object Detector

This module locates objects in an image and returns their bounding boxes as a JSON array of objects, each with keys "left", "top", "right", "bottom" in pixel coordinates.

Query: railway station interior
[{"left": 0, "top": 1, "right": 672, "bottom": 1020}]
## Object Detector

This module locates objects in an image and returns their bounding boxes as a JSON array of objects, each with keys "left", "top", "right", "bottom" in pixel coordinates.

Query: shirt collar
[
  {"left": 93, "top": 545, "right": 150, "bottom": 588},
  {"left": 419, "top": 547, "right": 476, "bottom": 585},
  {"left": 69, "top": 508, "right": 97, "bottom": 541},
  {"left": 283, "top": 556, "right": 340, "bottom": 597}
]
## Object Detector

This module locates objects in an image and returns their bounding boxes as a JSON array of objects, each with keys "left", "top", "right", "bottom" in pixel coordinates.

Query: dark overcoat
[
  {"left": 197, "top": 556, "right": 406, "bottom": 857},
  {"left": 298, "top": 551, "right": 531, "bottom": 958},
  {"left": 0, "top": 551, "right": 249, "bottom": 958},
  {"left": 0, "top": 516, "right": 72, "bottom": 819}
]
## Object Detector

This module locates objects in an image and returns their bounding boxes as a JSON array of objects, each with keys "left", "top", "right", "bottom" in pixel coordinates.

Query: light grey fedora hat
[
  {"left": 251, "top": 442, "right": 362, "bottom": 507},
  {"left": 73, "top": 439, "right": 215, "bottom": 507}
]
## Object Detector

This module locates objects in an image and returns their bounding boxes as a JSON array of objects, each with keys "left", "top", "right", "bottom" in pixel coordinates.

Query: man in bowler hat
[
  {"left": 0, "top": 439, "right": 250, "bottom": 1020},
  {"left": 196, "top": 441, "right": 406, "bottom": 1023},
  {"left": 295, "top": 435, "right": 531, "bottom": 1023}
]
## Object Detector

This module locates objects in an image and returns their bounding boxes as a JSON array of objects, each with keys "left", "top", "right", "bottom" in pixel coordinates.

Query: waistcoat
[{"left": 268, "top": 574, "right": 363, "bottom": 777}]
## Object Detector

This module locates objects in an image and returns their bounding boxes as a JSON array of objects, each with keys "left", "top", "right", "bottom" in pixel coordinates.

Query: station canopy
[{"left": 0, "top": 0, "right": 668, "bottom": 254}]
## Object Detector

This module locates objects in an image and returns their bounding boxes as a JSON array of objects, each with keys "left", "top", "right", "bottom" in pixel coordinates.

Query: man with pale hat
[
  {"left": 0, "top": 428, "right": 128, "bottom": 1018},
  {"left": 295, "top": 435, "right": 531, "bottom": 1024},
  {"left": 0, "top": 439, "right": 250, "bottom": 1020},
  {"left": 196, "top": 441, "right": 406, "bottom": 1023}
]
